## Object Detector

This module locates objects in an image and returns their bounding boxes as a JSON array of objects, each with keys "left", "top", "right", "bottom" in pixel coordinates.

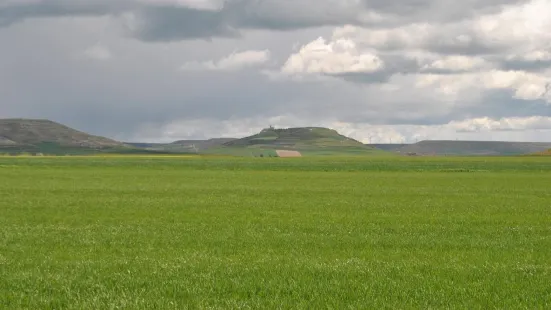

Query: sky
[{"left": 1, "top": 0, "right": 551, "bottom": 143}]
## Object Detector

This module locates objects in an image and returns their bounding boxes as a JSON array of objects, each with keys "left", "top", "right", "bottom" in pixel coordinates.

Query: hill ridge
[
  {"left": 0, "top": 118, "right": 131, "bottom": 154},
  {"left": 393, "top": 140, "right": 551, "bottom": 156},
  {"left": 216, "top": 126, "right": 386, "bottom": 156}
]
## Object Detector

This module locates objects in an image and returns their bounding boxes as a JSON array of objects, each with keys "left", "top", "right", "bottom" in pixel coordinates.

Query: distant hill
[
  {"left": 395, "top": 140, "right": 551, "bottom": 156},
  {"left": 0, "top": 136, "right": 17, "bottom": 146},
  {"left": 0, "top": 119, "right": 135, "bottom": 155},
  {"left": 172, "top": 138, "right": 236, "bottom": 145},
  {"left": 215, "top": 127, "right": 388, "bottom": 156},
  {"left": 125, "top": 142, "right": 164, "bottom": 148},
  {"left": 368, "top": 144, "right": 409, "bottom": 152},
  {"left": 172, "top": 138, "right": 237, "bottom": 151},
  {"left": 126, "top": 138, "right": 236, "bottom": 153},
  {"left": 6, "top": 119, "right": 550, "bottom": 157},
  {"left": 0, "top": 119, "right": 122, "bottom": 147}
]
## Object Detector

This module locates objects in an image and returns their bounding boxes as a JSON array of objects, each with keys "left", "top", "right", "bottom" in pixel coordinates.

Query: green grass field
[
  {"left": 1, "top": 156, "right": 551, "bottom": 308},
  {"left": 0, "top": 143, "right": 179, "bottom": 156}
]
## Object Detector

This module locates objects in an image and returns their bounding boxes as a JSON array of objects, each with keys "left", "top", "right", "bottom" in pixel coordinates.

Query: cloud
[
  {"left": 420, "top": 55, "right": 492, "bottom": 73},
  {"left": 136, "top": 0, "right": 225, "bottom": 10},
  {"left": 452, "top": 116, "right": 551, "bottom": 132},
  {"left": 125, "top": 115, "right": 551, "bottom": 144},
  {"left": 0, "top": 0, "right": 533, "bottom": 41},
  {"left": 81, "top": 44, "right": 112, "bottom": 60},
  {"left": 501, "top": 50, "right": 551, "bottom": 71},
  {"left": 2, "top": 0, "right": 551, "bottom": 144},
  {"left": 276, "top": 0, "right": 551, "bottom": 103},
  {"left": 330, "top": 0, "right": 551, "bottom": 56},
  {"left": 509, "top": 51, "right": 551, "bottom": 63},
  {"left": 481, "top": 71, "right": 551, "bottom": 101},
  {"left": 414, "top": 70, "right": 551, "bottom": 102},
  {"left": 123, "top": 6, "right": 238, "bottom": 41},
  {"left": 122, "top": 0, "right": 544, "bottom": 42},
  {"left": 181, "top": 49, "right": 270, "bottom": 71},
  {"left": 323, "top": 116, "right": 551, "bottom": 143},
  {"left": 281, "top": 37, "right": 384, "bottom": 75}
]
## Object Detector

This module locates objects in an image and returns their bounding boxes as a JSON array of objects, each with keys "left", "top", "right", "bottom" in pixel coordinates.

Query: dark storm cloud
[
  {"left": 0, "top": 0, "right": 130, "bottom": 27},
  {"left": 454, "top": 90, "right": 551, "bottom": 120},
  {"left": 129, "top": 0, "right": 532, "bottom": 41},
  {"left": 0, "top": 0, "right": 366, "bottom": 40},
  {"left": 499, "top": 60, "right": 551, "bottom": 72},
  {"left": 419, "top": 68, "right": 478, "bottom": 75},
  {"left": 0, "top": 0, "right": 531, "bottom": 41},
  {"left": 425, "top": 38, "right": 506, "bottom": 57},
  {"left": 331, "top": 71, "right": 392, "bottom": 84},
  {"left": 130, "top": 6, "right": 238, "bottom": 41},
  {"left": 120, "top": 0, "right": 381, "bottom": 41}
]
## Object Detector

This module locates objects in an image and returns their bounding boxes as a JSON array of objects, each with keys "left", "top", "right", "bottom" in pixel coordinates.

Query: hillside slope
[
  {"left": 0, "top": 119, "right": 133, "bottom": 154},
  {"left": 216, "top": 127, "right": 387, "bottom": 156},
  {"left": 397, "top": 140, "right": 551, "bottom": 156},
  {"left": 0, "top": 119, "right": 123, "bottom": 148},
  {"left": 171, "top": 138, "right": 237, "bottom": 152},
  {"left": 0, "top": 136, "right": 17, "bottom": 145}
]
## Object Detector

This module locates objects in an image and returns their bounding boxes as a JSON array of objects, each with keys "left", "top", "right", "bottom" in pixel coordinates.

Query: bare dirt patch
[{"left": 276, "top": 150, "right": 302, "bottom": 157}]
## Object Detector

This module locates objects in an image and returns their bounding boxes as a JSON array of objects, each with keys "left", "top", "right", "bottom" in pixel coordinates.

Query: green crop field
[{"left": 1, "top": 156, "right": 551, "bottom": 309}]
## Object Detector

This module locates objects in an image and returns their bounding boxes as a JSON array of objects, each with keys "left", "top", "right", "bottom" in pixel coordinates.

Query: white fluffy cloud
[
  {"left": 181, "top": 49, "right": 270, "bottom": 71},
  {"left": 451, "top": 116, "right": 551, "bottom": 132},
  {"left": 329, "top": 0, "right": 551, "bottom": 55},
  {"left": 473, "top": 0, "right": 551, "bottom": 47},
  {"left": 415, "top": 70, "right": 551, "bottom": 102},
  {"left": 482, "top": 71, "right": 551, "bottom": 101},
  {"left": 279, "top": 0, "right": 551, "bottom": 105},
  {"left": 281, "top": 37, "right": 384, "bottom": 75}
]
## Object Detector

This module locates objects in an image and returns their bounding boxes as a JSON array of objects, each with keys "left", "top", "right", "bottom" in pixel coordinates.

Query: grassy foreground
[{"left": 1, "top": 156, "right": 551, "bottom": 309}]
